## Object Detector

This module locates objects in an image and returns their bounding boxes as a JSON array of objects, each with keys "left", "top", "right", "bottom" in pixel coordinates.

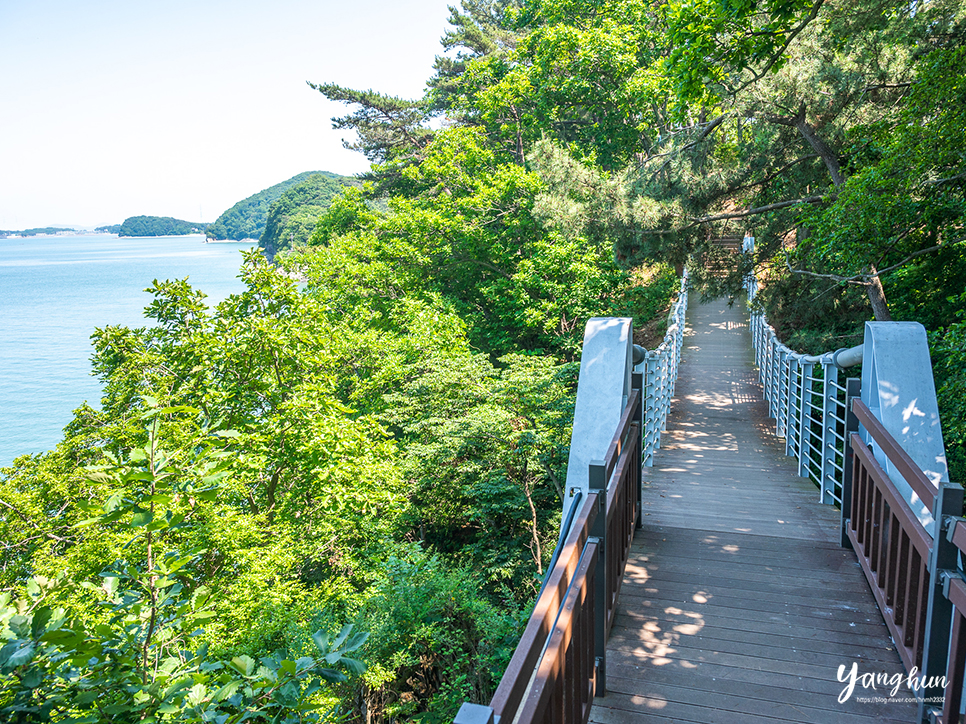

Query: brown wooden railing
[
  {"left": 455, "top": 386, "right": 642, "bottom": 724},
  {"left": 939, "top": 520, "right": 966, "bottom": 723},
  {"left": 845, "top": 399, "right": 965, "bottom": 724}
]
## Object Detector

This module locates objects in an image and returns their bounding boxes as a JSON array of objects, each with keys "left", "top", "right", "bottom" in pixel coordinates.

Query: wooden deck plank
[
  {"left": 603, "top": 668, "right": 908, "bottom": 721},
  {"left": 591, "top": 297, "right": 918, "bottom": 723}
]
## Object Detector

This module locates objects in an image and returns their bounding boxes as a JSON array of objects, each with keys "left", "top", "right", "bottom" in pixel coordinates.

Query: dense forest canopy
[
  {"left": 206, "top": 171, "right": 353, "bottom": 242},
  {"left": 2, "top": 0, "right": 964, "bottom": 721},
  {"left": 118, "top": 216, "right": 206, "bottom": 237},
  {"left": 258, "top": 173, "right": 360, "bottom": 260}
]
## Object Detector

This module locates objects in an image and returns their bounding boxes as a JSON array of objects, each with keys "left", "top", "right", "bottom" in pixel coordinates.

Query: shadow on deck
[{"left": 590, "top": 298, "right": 917, "bottom": 724}]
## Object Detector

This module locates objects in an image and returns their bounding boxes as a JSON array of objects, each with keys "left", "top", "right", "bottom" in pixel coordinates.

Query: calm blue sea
[{"left": 0, "top": 234, "right": 255, "bottom": 467}]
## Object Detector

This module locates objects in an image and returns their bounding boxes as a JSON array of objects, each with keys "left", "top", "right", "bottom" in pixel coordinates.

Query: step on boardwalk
[{"left": 590, "top": 298, "right": 917, "bottom": 724}]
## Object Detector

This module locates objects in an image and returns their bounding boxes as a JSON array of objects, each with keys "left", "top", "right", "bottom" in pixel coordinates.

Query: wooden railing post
[
  {"left": 840, "top": 378, "right": 860, "bottom": 549},
  {"left": 918, "top": 481, "right": 965, "bottom": 724},
  {"left": 589, "top": 460, "right": 608, "bottom": 697}
]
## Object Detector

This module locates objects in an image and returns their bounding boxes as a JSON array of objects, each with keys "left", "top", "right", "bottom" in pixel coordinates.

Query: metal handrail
[
  {"left": 743, "top": 236, "right": 858, "bottom": 506},
  {"left": 641, "top": 270, "right": 689, "bottom": 467}
]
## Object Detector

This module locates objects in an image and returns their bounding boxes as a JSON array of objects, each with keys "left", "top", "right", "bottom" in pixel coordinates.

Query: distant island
[
  {"left": 6, "top": 170, "right": 356, "bottom": 245},
  {"left": 117, "top": 216, "right": 206, "bottom": 237},
  {"left": 206, "top": 171, "right": 353, "bottom": 242},
  {"left": 2, "top": 226, "right": 78, "bottom": 237}
]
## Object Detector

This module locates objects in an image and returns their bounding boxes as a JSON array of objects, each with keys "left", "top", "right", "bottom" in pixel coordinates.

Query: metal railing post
[
  {"left": 820, "top": 364, "right": 840, "bottom": 504},
  {"left": 919, "top": 482, "right": 966, "bottom": 723},
  {"left": 840, "top": 378, "right": 860, "bottom": 549},
  {"left": 797, "top": 362, "right": 813, "bottom": 477},
  {"left": 785, "top": 357, "right": 800, "bottom": 457},
  {"left": 780, "top": 351, "right": 791, "bottom": 438},
  {"left": 589, "top": 461, "right": 608, "bottom": 697},
  {"left": 644, "top": 356, "right": 657, "bottom": 465},
  {"left": 768, "top": 337, "right": 781, "bottom": 421}
]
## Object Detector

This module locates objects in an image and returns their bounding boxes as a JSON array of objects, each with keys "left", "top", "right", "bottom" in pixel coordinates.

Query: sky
[{"left": 0, "top": 0, "right": 454, "bottom": 230}]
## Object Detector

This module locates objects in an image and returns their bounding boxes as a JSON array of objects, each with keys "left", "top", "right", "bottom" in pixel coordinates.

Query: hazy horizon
[{"left": 0, "top": 0, "right": 452, "bottom": 231}]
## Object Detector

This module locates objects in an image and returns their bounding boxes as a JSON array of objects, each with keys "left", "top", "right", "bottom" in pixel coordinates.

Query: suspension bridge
[{"left": 457, "top": 245, "right": 964, "bottom": 724}]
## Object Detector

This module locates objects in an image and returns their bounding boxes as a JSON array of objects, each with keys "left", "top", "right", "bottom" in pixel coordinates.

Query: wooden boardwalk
[{"left": 590, "top": 298, "right": 918, "bottom": 724}]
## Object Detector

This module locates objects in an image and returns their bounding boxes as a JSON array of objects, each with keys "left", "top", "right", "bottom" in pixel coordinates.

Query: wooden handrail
[
  {"left": 489, "top": 492, "right": 599, "bottom": 722},
  {"left": 851, "top": 434, "right": 932, "bottom": 560},
  {"left": 851, "top": 398, "right": 937, "bottom": 510},
  {"left": 516, "top": 541, "right": 599, "bottom": 724},
  {"left": 601, "top": 387, "right": 640, "bottom": 484},
  {"left": 465, "top": 382, "right": 644, "bottom": 724}
]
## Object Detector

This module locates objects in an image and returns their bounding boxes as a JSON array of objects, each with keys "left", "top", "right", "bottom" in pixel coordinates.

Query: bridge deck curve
[{"left": 590, "top": 298, "right": 917, "bottom": 724}]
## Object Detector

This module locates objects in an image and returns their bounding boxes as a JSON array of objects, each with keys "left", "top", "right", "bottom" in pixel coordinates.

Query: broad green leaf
[
  {"left": 105, "top": 492, "right": 123, "bottom": 513},
  {"left": 311, "top": 630, "right": 330, "bottom": 653},
  {"left": 230, "top": 654, "right": 256, "bottom": 676},
  {"left": 212, "top": 679, "right": 241, "bottom": 702},
  {"left": 21, "top": 668, "right": 43, "bottom": 689},
  {"left": 0, "top": 640, "right": 35, "bottom": 669},
  {"left": 131, "top": 506, "right": 154, "bottom": 527},
  {"left": 31, "top": 606, "right": 52, "bottom": 639}
]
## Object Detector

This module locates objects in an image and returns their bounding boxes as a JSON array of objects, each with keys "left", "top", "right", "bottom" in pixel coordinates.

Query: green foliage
[
  {"left": 930, "top": 294, "right": 966, "bottom": 486},
  {"left": 0, "top": 406, "right": 366, "bottom": 722},
  {"left": 800, "top": 46, "right": 966, "bottom": 299},
  {"left": 358, "top": 550, "right": 519, "bottom": 723},
  {"left": 118, "top": 216, "right": 206, "bottom": 238},
  {"left": 383, "top": 352, "right": 576, "bottom": 597},
  {"left": 206, "top": 171, "right": 353, "bottom": 242}
]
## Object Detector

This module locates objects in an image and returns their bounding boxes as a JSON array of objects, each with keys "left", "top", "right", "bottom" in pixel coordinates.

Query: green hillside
[
  {"left": 207, "top": 171, "right": 353, "bottom": 241},
  {"left": 259, "top": 173, "right": 358, "bottom": 260}
]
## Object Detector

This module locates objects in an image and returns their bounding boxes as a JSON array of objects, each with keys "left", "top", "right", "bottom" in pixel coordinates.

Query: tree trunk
[
  {"left": 866, "top": 265, "right": 893, "bottom": 321},
  {"left": 792, "top": 114, "right": 845, "bottom": 187},
  {"left": 765, "top": 103, "right": 845, "bottom": 187}
]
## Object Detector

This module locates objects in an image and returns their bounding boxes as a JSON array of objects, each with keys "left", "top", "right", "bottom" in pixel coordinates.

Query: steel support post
[
  {"left": 840, "top": 378, "right": 861, "bottom": 548},
  {"left": 644, "top": 356, "right": 658, "bottom": 464},
  {"left": 918, "top": 482, "right": 966, "bottom": 724},
  {"left": 776, "top": 349, "right": 788, "bottom": 437},
  {"left": 785, "top": 357, "right": 800, "bottom": 455},
  {"left": 798, "top": 362, "right": 814, "bottom": 478},
  {"left": 820, "top": 364, "right": 840, "bottom": 504}
]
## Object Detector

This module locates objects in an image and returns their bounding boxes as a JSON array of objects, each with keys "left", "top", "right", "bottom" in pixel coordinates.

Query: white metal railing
[
  {"left": 639, "top": 269, "right": 689, "bottom": 467},
  {"left": 743, "top": 237, "right": 861, "bottom": 505}
]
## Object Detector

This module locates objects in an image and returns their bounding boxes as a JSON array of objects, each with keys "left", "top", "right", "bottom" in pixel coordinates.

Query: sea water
[{"left": 0, "top": 234, "right": 255, "bottom": 467}]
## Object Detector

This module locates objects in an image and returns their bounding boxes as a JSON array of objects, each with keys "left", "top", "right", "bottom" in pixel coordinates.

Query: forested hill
[
  {"left": 259, "top": 172, "right": 359, "bottom": 259},
  {"left": 2, "top": 0, "right": 964, "bottom": 722},
  {"left": 117, "top": 215, "right": 205, "bottom": 237},
  {"left": 206, "top": 171, "right": 353, "bottom": 241}
]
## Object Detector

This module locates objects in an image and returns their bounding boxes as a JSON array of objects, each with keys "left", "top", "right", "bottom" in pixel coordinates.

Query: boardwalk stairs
[{"left": 456, "top": 238, "right": 964, "bottom": 724}]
